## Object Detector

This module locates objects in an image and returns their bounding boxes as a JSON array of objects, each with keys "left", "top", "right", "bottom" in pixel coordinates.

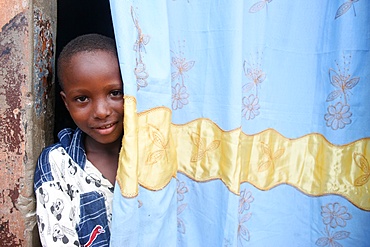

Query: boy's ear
[{"left": 60, "top": 91, "right": 69, "bottom": 111}]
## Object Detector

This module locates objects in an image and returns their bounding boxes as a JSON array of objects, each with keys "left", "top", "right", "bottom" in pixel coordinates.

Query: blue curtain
[{"left": 109, "top": 1, "right": 370, "bottom": 246}]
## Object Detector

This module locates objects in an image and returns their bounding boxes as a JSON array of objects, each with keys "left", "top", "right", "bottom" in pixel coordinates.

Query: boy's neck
[
  {"left": 83, "top": 135, "right": 121, "bottom": 185},
  {"left": 84, "top": 135, "right": 122, "bottom": 155}
]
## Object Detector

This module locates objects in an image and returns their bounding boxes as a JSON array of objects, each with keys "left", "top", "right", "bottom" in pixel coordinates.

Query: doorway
[{"left": 54, "top": 0, "right": 115, "bottom": 139}]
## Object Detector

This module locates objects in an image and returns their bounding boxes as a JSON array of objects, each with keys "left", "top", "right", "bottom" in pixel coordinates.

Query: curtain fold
[{"left": 110, "top": 1, "right": 370, "bottom": 246}]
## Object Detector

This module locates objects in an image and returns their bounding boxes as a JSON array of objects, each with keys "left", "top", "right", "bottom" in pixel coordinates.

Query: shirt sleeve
[{"left": 35, "top": 182, "right": 80, "bottom": 247}]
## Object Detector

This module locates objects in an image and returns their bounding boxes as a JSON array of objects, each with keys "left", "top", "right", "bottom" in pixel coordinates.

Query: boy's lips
[
  {"left": 96, "top": 123, "right": 115, "bottom": 129},
  {"left": 93, "top": 122, "right": 118, "bottom": 135}
]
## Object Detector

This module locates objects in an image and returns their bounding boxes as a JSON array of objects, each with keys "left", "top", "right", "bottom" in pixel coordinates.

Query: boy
[{"left": 34, "top": 33, "right": 124, "bottom": 247}]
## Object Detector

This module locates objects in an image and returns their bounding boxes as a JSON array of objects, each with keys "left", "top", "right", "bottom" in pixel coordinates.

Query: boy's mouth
[
  {"left": 97, "top": 123, "right": 115, "bottom": 129},
  {"left": 93, "top": 122, "right": 118, "bottom": 136}
]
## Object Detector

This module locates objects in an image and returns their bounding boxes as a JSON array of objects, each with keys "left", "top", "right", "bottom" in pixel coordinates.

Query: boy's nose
[{"left": 93, "top": 100, "right": 111, "bottom": 119}]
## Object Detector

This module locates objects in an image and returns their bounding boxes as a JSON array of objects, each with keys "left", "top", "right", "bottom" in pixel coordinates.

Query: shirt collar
[{"left": 58, "top": 128, "right": 87, "bottom": 169}]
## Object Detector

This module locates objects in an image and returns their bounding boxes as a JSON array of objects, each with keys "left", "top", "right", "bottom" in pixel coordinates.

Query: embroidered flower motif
[
  {"left": 249, "top": 0, "right": 273, "bottom": 13},
  {"left": 242, "top": 94, "right": 260, "bottom": 120},
  {"left": 170, "top": 41, "right": 194, "bottom": 110},
  {"left": 353, "top": 153, "right": 370, "bottom": 186},
  {"left": 146, "top": 124, "right": 169, "bottom": 165},
  {"left": 177, "top": 180, "right": 188, "bottom": 202},
  {"left": 242, "top": 61, "right": 266, "bottom": 94},
  {"left": 321, "top": 203, "right": 352, "bottom": 228},
  {"left": 134, "top": 62, "right": 149, "bottom": 90},
  {"left": 238, "top": 212, "right": 252, "bottom": 245},
  {"left": 172, "top": 83, "right": 189, "bottom": 110},
  {"left": 324, "top": 102, "right": 352, "bottom": 130},
  {"left": 131, "top": 6, "right": 150, "bottom": 90},
  {"left": 131, "top": 6, "right": 150, "bottom": 53},
  {"left": 190, "top": 132, "right": 220, "bottom": 162},
  {"left": 238, "top": 189, "right": 254, "bottom": 214},
  {"left": 316, "top": 202, "right": 352, "bottom": 246},
  {"left": 325, "top": 55, "right": 359, "bottom": 130},
  {"left": 335, "top": 0, "right": 360, "bottom": 19},
  {"left": 257, "top": 142, "right": 284, "bottom": 172},
  {"left": 237, "top": 189, "right": 254, "bottom": 245},
  {"left": 171, "top": 56, "right": 195, "bottom": 84},
  {"left": 315, "top": 230, "right": 351, "bottom": 247},
  {"left": 242, "top": 55, "right": 265, "bottom": 121},
  {"left": 177, "top": 179, "right": 188, "bottom": 234}
]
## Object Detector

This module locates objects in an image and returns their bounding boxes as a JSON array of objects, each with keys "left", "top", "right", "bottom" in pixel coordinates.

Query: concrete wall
[{"left": 0, "top": 0, "right": 56, "bottom": 246}]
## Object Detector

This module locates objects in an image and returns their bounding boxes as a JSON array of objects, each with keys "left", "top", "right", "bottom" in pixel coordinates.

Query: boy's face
[{"left": 60, "top": 51, "right": 124, "bottom": 146}]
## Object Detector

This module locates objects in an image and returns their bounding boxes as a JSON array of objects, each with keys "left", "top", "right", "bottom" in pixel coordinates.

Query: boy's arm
[{"left": 35, "top": 182, "right": 80, "bottom": 246}]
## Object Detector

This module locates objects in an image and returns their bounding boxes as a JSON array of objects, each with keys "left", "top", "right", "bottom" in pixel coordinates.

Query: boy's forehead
[
  {"left": 64, "top": 50, "right": 117, "bottom": 68},
  {"left": 72, "top": 50, "right": 115, "bottom": 60},
  {"left": 60, "top": 50, "right": 118, "bottom": 78}
]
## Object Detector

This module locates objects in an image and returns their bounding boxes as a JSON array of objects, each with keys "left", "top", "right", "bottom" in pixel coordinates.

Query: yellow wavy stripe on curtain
[{"left": 117, "top": 96, "right": 370, "bottom": 210}]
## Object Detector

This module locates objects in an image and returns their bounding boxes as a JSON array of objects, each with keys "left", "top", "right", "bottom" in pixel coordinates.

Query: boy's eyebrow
[{"left": 65, "top": 84, "right": 123, "bottom": 93}]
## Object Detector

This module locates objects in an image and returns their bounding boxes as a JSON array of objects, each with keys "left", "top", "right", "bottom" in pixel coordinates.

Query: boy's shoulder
[
  {"left": 34, "top": 128, "right": 86, "bottom": 190},
  {"left": 38, "top": 128, "right": 82, "bottom": 160}
]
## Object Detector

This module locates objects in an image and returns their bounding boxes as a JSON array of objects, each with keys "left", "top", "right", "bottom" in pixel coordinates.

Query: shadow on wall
[{"left": 54, "top": 0, "right": 115, "bottom": 140}]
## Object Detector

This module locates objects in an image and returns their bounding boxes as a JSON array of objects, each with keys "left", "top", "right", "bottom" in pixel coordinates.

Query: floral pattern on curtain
[{"left": 109, "top": 1, "right": 370, "bottom": 246}]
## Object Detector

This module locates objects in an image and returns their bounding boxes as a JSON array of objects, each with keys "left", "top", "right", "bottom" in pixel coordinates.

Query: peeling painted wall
[
  {"left": 0, "top": 0, "right": 56, "bottom": 246},
  {"left": 0, "top": 11, "right": 30, "bottom": 247},
  {"left": 34, "top": 8, "right": 54, "bottom": 117}
]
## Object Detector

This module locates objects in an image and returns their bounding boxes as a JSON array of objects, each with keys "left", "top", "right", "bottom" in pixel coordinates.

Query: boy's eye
[
  {"left": 110, "top": 90, "right": 123, "bottom": 97},
  {"left": 76, "top": 96, "right": 88, "bottom": 102}
]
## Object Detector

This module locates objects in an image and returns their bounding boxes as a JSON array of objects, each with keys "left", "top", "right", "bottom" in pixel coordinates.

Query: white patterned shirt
[{"left": 34, "top": 128, "right": 114, "bottom": 247}]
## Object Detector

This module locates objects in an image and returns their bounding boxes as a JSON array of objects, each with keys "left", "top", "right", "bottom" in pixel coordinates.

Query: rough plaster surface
[
  {"left": 0, "top": 3, "right": 55, "bottom": 246},
  {"left": 0, "top": 11, "right": 29, "bottom": 246},
  {"left": 0, "top": 0, "right": 28, "bottom": 28}
]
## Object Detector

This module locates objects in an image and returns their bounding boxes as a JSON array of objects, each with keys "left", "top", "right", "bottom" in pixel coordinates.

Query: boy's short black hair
[{"left": 57, "top": 33, "right": 118, "bottom": 89}]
